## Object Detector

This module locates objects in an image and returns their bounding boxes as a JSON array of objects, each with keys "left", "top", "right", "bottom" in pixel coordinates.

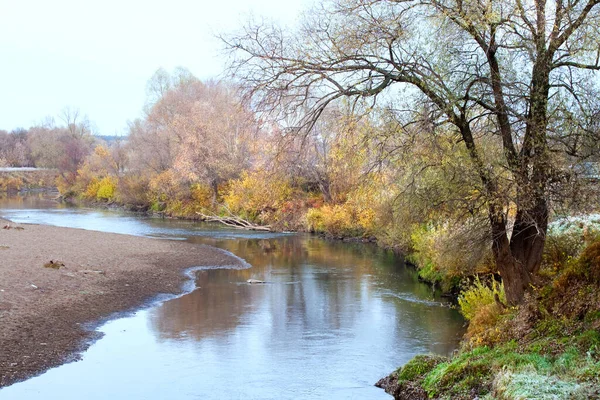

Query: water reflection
[
  {"left": 151, "top": 236, "right": 463, "bottom": 360},
  {"left": 0, "top": 194, "right": 464, "bottom": 399}
]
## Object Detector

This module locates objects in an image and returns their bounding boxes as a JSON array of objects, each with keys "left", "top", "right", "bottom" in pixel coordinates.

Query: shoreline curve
[{"left": 0, "top": 217, "right": 247, "bottom": 388}]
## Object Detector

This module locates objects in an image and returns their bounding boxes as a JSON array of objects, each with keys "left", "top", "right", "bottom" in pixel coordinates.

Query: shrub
[
  {"left": 0, "top": 176, "right": 23, "bottom": 192},
  {"left": 458, "top": 277, "right": 506, "bottom": 321},
  {"left": 223, "top": 170, "right": 294, "bottom": 223},
  {"left": 83, "top": 176, "right": 117, "bottom": 201},
  {"left": 148, "top": 170, "right": 183, "bottom": 204},
  {"left": 578, "top": 239, "right": 600, "bottom": 283},
  {"left": 553, "top": 238, "right": 600, "bottom": 291},
  {"left": 409, "top": 220, "right": 492, "bottom": 292},
  {"left": 305, "top": 202, "right": 374, "bottom": 237},
  {"left": 115, "top": 175, "right": 149, "bottom": 208},
  {"left": 96, "top": 176, "right": 116, "bottom": 200},
  {"left": 190, "top": 183, "right": 213, "bottom": 210},
  {"left": 83, "top": 177, "right": 100, "bottom": 199},
  {"left": 545, "top": 217, "right": 600, "bottom": 273}
]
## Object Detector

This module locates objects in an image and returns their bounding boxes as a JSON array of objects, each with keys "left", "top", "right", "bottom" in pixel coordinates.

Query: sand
[{"left": 0, "top": 218, "right": 241, "bottom": 388}]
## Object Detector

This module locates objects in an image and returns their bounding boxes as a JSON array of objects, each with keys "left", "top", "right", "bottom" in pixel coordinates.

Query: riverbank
[
  {"left": 0, "top": 217, "right": 243, "bottom": 388},
  {"left": 0, "top": 169, "right": 58, "bottom": 193},
  {"left": 376, "top": 237, "right": 600, "bottom": 399}
]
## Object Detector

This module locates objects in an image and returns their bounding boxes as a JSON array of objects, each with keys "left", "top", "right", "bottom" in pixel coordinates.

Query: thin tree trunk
[{"left": 210, "top": 179, "right": 219, "bottom": 206}]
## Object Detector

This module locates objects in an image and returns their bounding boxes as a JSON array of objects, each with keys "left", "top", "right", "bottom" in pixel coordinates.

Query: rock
[
  {"left": 44, "top": 260, "right": 65, "bottom": 269},
  {"left": 375, "top": 373, "right": 429, "bottom": 400},
  {"left": 79, "top": 269, "right": 105, "bottom": 275},
  {"left": 2, "top": 224, "right": 24, "bottom": 230}
]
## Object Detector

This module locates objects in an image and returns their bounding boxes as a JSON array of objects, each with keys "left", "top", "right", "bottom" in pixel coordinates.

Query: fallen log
[{"left": 196, "top": 210, "right": 272, "bottom": 232}]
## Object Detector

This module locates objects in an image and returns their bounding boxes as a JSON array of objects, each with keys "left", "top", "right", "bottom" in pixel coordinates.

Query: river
[{"left": 0, "top": 193, "right": 464, "bottom": 399}]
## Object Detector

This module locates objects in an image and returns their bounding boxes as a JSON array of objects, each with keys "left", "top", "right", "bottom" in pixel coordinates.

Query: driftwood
[{"left": 196, "top": 209, "right": 272, "bottom": 232}]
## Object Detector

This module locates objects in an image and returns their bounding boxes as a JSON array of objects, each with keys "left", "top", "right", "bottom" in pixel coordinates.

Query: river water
[{"left": 0, "top": 194, "right": 464, "bottom": 399}]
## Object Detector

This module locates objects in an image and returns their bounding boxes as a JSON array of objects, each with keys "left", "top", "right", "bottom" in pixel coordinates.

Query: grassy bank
[{"left": 377, "top": 229, "right": 600, "bottom": 399}]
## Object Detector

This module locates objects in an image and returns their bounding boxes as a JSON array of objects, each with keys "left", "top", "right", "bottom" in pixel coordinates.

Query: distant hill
[{"left": 94, "top": 135, "right": 127, "bottom": 144}]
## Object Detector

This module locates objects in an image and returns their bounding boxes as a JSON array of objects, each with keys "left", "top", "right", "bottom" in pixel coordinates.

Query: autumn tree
[
  {"left": 271, "top": 108, "right": 344, "bottom": 202},
  {"left": 171, "top": 80, "right": 260, "bottom": 199},
  {"left": 0, "top": 129, "right": 32, "bottom": 167},
  {"left": 225, "top": 0, "right": 600, "bottom": 304},
  {"left": 27, "top": 118, "right": 95, "bottom": 173},
  {"left": 128, "top": 69, "right": 261, "bottom": 202}
]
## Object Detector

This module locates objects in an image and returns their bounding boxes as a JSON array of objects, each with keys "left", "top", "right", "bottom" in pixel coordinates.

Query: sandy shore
[{"left": 0, "top": 218, "right": 242, "bottom": 388}]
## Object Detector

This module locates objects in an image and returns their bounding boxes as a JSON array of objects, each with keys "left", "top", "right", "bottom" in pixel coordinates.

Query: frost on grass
[{"left": 492, "top": 369, "right": 595, "bottom": 400}]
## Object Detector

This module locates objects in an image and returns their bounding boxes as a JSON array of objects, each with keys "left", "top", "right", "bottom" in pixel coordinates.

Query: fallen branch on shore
[{"left": 196, "top": 209, "right": 272, "bottom": 232}]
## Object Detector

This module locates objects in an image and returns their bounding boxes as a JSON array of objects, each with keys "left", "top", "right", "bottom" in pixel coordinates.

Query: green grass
[
  {"left": 395, "top": 354, "right": 446, "bottom": 384},
  {"left": 411, "top": 330, "right": 600, "bottom": 399}
]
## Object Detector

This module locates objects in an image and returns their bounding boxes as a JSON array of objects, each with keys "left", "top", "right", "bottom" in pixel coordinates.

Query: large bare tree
[{"left": 224, "top": 0, "right": 600, "bottom": 304}]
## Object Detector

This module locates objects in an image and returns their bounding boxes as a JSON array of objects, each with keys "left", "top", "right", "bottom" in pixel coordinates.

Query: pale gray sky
[{"left": 0, "top": 0, "right": 309, "bottom": 135}]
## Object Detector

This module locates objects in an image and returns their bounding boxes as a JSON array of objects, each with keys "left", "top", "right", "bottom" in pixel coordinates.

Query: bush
[
  {"left": 115, "top": 175, "right": 149, "bottom": 208},
  {"left": 458, "top": 277, "right": 506, "bottom": 321},
  {"left": 190, "top": 183, "right": 213, "bottom": 210},
  {"left": 83, "top": 177, "right": 100, "bottom": 199},
  {"left": 578, "top": 239, "right": 600, "bottom": 283},
  {"left": 545, "top": 216, "right": 600, "bottom": 273},
  {"left": 148, "top": 170, "right": 183, "bottom": 204},
  {"left": 553, "top": 238, "right": 600, "bottom": 291},
  {"left": 305, "top": 203, "right": 374, "bottom": 237},
  {"left": 408, "top": 220, "right": 492, "bottom": 292},
  {"left": 0, "top": 175, "right": 23, "bottom": 192},
  {"left": 83, "top": 176, "right": 117, "bottom": 201},
  {"left": 96, "top": 176, "right": 116, "bottom": 200},
  {"left": 223, "top": 170, "right": 294, "bottom": 223}
]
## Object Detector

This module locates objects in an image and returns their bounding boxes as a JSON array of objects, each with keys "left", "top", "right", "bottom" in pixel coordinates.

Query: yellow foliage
[
  {"left": 148, "top": 170, "right": 182, "bottom": 203},
  {"left": 84, "top": 177, "right": 100, "bottom": 199},
  {"left": 55, "top": 175, "right": 72, "bottom": 195},
  {"left": 410, "top": 220, "right": 493, "bottom": 284},
  {"left": 96, "top": 176, "right": 116, "bottom": 200},
  {"left": 464, "top": 302, "right": 507, "bottom": 347},
  {"left": 190, "top": 183, "right": 213, "bottom": 209},
  {"left": 83, "top": 176, "right": 116, "bottom": 201},
  {"left": 223, "top": 170, "right": 293, "bottom": 221},
  {"left": 458, "top": 277, "right": 506, "bottom": 321},
  {"left": 94, "top": 145, "right": 110, "bottom": 158},
  {"left": 305, "top": 202, "right": 375, "bottom": 237},
  {"left": 115, "top": 175, "right": 149, "bottom": 206},
  {"left": 459, "top": 277, "right": 508, "bottom": 346},
  {"left": 0, "top": 176, "right": 23, "bottom": 192}
]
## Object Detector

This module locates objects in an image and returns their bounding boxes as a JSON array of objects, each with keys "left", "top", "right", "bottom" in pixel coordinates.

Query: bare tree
[
  {"left": 59, "top": 107, "right": 92, "bottom": 138},
  {"left": 224, "top": 0, "right": 600, "bottom": 304}
]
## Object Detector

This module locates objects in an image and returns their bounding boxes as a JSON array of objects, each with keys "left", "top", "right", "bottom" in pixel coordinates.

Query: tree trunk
[
  {"left": 488, "top": 193, "right": 548, "bottom": 305},
  {"left": 210, "top": 179, "right": 219, "bottom": 206},
  {"left": 489, "top": 211, "right": 524, "bottom": 305},
  {"left": 319, "top": 178, "right": 332, "bottom": 203},
  {"left": 510, "top": 199, "right": 549, "bottom": 279}
]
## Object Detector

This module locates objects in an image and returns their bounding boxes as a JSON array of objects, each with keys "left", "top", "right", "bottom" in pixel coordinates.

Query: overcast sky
[{"left": 0, "top": 0, "right": 309, "bottom": 135}]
